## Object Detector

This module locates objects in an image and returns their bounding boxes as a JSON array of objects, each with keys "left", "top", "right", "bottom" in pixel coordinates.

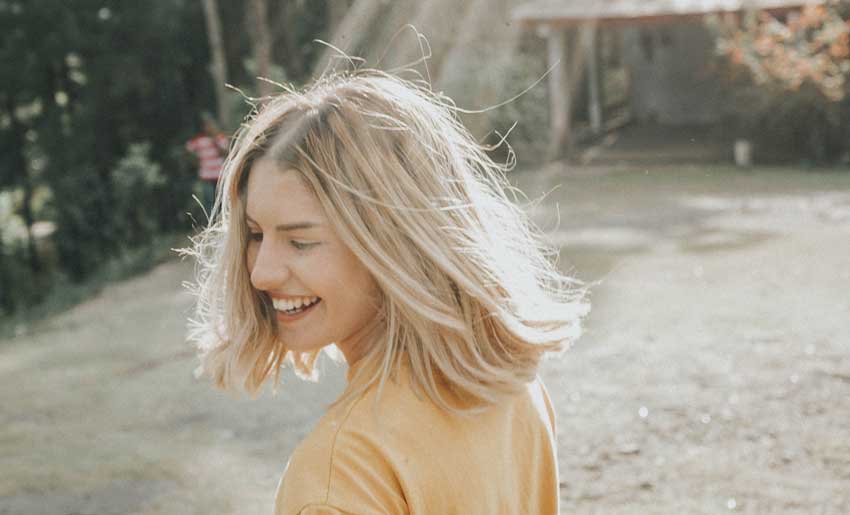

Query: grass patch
[{"left": 0, "top": 232, "right": 188, "bottom": 340}]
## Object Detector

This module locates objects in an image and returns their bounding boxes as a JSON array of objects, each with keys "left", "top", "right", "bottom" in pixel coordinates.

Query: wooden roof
[{"left": 514, "top": 0, "right": 826, "bottom": 27}]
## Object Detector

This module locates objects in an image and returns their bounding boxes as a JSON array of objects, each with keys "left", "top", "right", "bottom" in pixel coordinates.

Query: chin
[{"left": 283, "top": 338, "right": 333, "bottom": 354}]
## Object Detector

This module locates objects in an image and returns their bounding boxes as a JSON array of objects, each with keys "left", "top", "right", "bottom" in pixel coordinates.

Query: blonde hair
[{"left": 186, "top": 69, "right": 588, "bottom": 411}]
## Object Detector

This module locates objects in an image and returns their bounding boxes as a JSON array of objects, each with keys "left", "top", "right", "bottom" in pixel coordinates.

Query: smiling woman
[
  {"left": 185, "top": 69, "right": 588, "bottom": 515},
  {"left": 244, "top": 160, "right": 383, "bottom": 362}
]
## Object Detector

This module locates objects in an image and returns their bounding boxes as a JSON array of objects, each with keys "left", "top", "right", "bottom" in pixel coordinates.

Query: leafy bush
[
  {"left": 0, "top": 241, "right": 51, "bottom": 316},
  {"left": 49, "top": 162, "right": 116, "bottom": 280},
  {"left": 710, "top": 4, "right": 850, "bottom": 163},
  {"left": 111, "top": 143, "right": 167, "bottom": 247}
]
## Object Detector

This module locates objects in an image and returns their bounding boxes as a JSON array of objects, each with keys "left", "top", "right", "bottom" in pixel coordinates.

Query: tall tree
[
  {"left": 3, "top": 99, "right": 39, "bottom": 273},
  {"left": 327, "top": 0, "right": 350, "bottom": 37},
  {"left": 202, "top": 0, "right": 230, "bottom": 126},
  {"left": 311, "top": 0, "right": 384, "bottom": 77},
  {"left": 247, "top": 0, "right": 274, "bottom": 97},
  {"left": 266, "top": 0, "right": 331, "bottom": 84},
  {"left": 0, "top": 0, "right": 223, "bottom": 311}
]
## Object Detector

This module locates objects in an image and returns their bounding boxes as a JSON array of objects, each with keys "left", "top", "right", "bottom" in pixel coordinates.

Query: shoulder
[
  {"left": 527, "top": 376, "right": 557, "bottom": 436},
  {"left": 274, "top": 385, "right": 409, "bottom": 515}
]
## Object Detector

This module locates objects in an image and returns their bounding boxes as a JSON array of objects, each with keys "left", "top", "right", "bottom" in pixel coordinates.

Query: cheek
[
  {"left": 245, "top": 243, "right": 258, "bottom": 273},
  {"left": 358, "top": 270, "right": 381, "bottom": 303},
  {"left": 321, "top": 252, "right": 380, "bottom": 311},
  {"left": 346, "top": 265, "right": 382, "bottom": 313}
]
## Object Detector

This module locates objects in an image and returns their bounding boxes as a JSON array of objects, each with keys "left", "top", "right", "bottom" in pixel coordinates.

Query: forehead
[{"left": 244, "top": 158, "right": 323, "bottom": 222}]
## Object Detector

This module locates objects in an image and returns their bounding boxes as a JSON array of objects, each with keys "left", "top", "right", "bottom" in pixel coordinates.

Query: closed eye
[{"left": 291, "top": 240, "right": 318, "bottom": 250}]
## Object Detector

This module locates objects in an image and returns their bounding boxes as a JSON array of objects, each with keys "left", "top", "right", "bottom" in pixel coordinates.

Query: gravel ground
[{"left": 2, "top": 164, "right": 849, "bottom": 514}]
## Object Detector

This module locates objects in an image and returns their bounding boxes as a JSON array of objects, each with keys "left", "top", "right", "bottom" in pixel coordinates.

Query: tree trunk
[
  {"left": 201, "top": 0, "right": 229, "bottom": 126},
  {"left": 586, "top": 23, "right": 602, "bottom": 134},
  {"left": 19, "top": 166, "right": 39, "bottom": 274},
  {"left": 0, "top": 238, "right": 9, "bottom": 314},
  {"left": 311, "top": 0, "right": 384, "bottom": 77},
  {"left": 390, "top": 0, "right": 470, "bottom": 73},
  {"left": 5, "top": 96, "right": 40, "bottom": 273},
  {"left": 270, "top": 3, "right": 299, "bottom": 80},
  {"left": 311, "top": 0, "right": 533, "bottom": 139},
  {"left": 327, "top": 0, "right": 350, "bottom": 37},
  {"left": 247, "top": 0, "right": 273, "bottom": 97},
  {"left": 317, "top": 0, "right": 468, "bottom": 76},
  {"left": 544, "top": 23, "right": 595, "bottom": 160},
  {"left": 546, "top": 28, "right": 571, "bottom": 160},
  {"left": 433, "top": 0, "right": 522, "bottom": 138}
]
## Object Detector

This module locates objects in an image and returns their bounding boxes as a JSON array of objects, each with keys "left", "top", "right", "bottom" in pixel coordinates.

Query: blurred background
[{"left": 1, "top": 1, "right": 849, "bottom": 514}]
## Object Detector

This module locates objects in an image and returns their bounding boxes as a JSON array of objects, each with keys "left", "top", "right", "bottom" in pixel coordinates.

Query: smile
[{"left": 272, "top": 296, "right": 321, "bottom": 319}]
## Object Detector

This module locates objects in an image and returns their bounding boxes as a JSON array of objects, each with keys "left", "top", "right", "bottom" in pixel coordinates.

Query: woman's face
[{"left": 244, "top": 158, "right": 382, "bottom": 362}]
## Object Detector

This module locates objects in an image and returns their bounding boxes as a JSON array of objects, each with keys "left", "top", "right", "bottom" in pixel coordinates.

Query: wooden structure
[{"left": 513, "top": 0, "right": 826, "bottom": 160}]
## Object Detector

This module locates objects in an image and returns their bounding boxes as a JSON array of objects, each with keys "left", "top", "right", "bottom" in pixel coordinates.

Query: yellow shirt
[{"left": 274, "top": 367, "right": 559, "bottom": 515}]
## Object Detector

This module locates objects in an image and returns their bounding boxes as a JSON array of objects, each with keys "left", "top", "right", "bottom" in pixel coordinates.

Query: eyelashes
[
  {"left": 248, "top": 232, "right": 318, "bottom": 251},
  {"left": 290, "top": 240, "right": 319, "bottom": 250}
]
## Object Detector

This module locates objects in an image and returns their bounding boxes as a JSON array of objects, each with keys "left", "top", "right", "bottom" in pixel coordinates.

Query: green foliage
[
  {"left": 710, "top": 4, "right": 850, "bottom": 163},
  {"left": 0, "top": 0, "right": 213, "bottom": 303},
  {"left": 0, "top": 0, "right": 342, "bottom": 318},
  {"left": 0, "top": 232, "right": 184, "bottom": 336},
  {"left": 0, "top": 0, "right": 336, "bottom": 317},
  {"left": 111, "top": 143, "right": 167, "bottom": 247},
  {"left": 0, "top": 240, "right": 51, "bottom": 316},
  {"left": 50, "top": 162, "right": 115, "bottom": 279},
  {"left": 725, "top": 79, "right": 847, "bottom": 162}
]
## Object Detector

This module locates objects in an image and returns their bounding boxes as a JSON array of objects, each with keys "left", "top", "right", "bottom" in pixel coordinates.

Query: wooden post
[
  {"left": 546, "top": 26, "right": 571, "bottom": 160},
  {"left": 585, "top": 22, "right": 602, "bottom": 134}
]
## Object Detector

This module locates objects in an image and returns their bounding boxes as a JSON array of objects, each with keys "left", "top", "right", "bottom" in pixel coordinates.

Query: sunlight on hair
[{"left": 182, "top": 65, "right": 589, "bottom": 413}]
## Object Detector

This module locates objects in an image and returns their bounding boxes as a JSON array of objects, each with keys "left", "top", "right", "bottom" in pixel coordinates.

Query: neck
[{"left": 337, "top": 316, "right": 384, "bottom": 367}]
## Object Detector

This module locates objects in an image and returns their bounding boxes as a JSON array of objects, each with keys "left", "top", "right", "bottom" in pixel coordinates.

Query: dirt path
[{"left": 2, "top": 165, "right": 849, "bottom": 514}]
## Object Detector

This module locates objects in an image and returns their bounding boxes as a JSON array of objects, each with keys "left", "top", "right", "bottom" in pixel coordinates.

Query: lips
[
  {"left": 272, "top": 296, "right": 320, "bottom": 313},
  {"left": 272, "top": 297, "right": 321, "bottom": 323}
]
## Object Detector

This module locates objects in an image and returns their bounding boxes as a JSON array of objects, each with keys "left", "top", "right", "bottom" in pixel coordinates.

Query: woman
[{"left": 187, "top": 69, "right": 587, "bottom": 514}]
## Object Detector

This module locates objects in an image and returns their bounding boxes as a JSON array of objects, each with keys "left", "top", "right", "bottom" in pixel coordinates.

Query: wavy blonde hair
[{"left": 186, "top": 69, "right": 588, "bottom": 411}]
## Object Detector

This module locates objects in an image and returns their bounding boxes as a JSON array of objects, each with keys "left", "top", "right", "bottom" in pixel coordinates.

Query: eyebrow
[{"left": 245, "top": 216, "right": 322, "bottom": 231}]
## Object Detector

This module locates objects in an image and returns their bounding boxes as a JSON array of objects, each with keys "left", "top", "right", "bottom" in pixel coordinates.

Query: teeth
[{"left": 273, "top": 296, "right": 319, "bottom": 312}]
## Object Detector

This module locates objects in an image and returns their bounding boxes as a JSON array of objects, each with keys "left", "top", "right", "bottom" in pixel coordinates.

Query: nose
[{"left": 249, "top": 241, "right": 291, "bottom": 292}]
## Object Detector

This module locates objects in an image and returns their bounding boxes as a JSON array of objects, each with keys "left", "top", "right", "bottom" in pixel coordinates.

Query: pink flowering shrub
[{"left": 710, "top": 2, "right": 850, "bottom": 162}]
